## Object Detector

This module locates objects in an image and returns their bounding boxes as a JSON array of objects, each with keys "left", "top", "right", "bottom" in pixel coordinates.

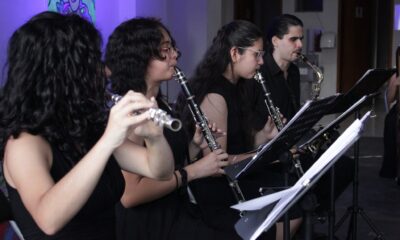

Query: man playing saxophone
[{"left": 247, "top": 14, "right": 355, "bottom": 229}]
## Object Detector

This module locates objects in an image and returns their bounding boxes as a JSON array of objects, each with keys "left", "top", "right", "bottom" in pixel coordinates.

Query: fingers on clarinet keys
[{"left": 109, "top": 93, "right": 182, "bottom": 132}]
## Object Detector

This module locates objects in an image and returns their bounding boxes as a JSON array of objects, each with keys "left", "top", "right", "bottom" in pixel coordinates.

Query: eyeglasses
[
  {"left": 237, "top": 47, "right": 265, "bottom": 60},
  {"left": 160, "top": 46, "right": 181, "bottom": 58}
]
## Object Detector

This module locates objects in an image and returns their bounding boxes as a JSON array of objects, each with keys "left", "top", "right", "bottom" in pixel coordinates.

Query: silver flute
[
  {"left": 109, "top": 93, "right": 182, "bottom": 132},
  {"left": 174, "top": 66, "right": 246, "bottom": 202},
  {"left": 254, "top": 71, "right": 285, "bottom": 131}
]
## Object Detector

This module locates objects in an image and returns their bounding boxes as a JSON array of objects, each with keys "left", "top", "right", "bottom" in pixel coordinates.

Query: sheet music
[{"left": 231, "top": 112, "right": 370, "bottom": 240}]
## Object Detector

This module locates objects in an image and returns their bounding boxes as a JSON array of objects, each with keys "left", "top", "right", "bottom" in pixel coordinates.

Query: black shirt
[{"left": 250, "top": 52, "right": 301, "bottom": 130}]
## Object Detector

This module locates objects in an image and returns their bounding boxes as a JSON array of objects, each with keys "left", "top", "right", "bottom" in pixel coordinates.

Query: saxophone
[
  {"left": 174, "top": 66, "right": 246, "bottom": 202},
  {"left": 254, "top": 71, "right": 284, "bottom": 130},
  {"left": 298, "top": 53, "right": 324, "bottom": 100},
  {"left": 109, "top": 93, "right": 182, "bottom": 132},
  {"left": 297, "top": 54, "right": 337, "bottom": 156}
]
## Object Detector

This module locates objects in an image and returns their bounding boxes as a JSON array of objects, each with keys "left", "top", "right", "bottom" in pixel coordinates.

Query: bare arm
[
  {"left": 3, "top": 133, "right": 116, "bottom": 235},
  {"left": 2, "top": 91, "right": 166, "bottom": 235},
  {"left": 113, "top": 95, "right": 174, "bottom": 180},
  {"left": 386, "top": 73, "right": 399, "bottom": 106},
  {"left": 121, "top": 149, "right": 228, "bottom": 208},
  {"left": 114, "top": 135, "right": 173, "bottom": 181},
  {"left": 253, "top": 116, "right": 279, "bottom": 147},
  {"left": 200, "top": 93, "right": 253, "bottom": 163}
]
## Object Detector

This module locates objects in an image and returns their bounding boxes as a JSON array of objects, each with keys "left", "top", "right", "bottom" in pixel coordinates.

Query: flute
[{"left": 109, "top": 93, "right": 182, "bottom": 132}]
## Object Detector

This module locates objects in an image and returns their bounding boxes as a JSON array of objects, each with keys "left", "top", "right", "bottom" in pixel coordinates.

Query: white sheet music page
[{"left": 231, "top": 112, "right": 370, "bottom": 240}]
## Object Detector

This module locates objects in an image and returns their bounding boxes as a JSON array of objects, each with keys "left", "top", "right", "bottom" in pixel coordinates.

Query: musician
[
  {"left": 175, "top": 19, "right": 304, "bottom": 240},
  {"left": 254, "top": 14, "right": 354, "bottom": 215},
  {"left": 0, "top": 12, "right": 174, "bottom": 240},
  {"left": 105, "top": 17, "right": 231, "bottom": 240},
  {"left": 380, "top": 73, "right": 400, "bottom": 182}
]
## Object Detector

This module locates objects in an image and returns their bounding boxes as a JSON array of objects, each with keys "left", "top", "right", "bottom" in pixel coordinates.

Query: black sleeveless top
[
  {"left": 188, "top": 76, "right": 250, "bottom": 238},
  {"left": 115, "top": 98, "right": 189, "bottom": 240},
  {"left": 6, "top": 144, "right": 124, "bottom": 240}
]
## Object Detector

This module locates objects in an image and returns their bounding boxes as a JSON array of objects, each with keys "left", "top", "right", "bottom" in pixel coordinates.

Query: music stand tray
[
  {"left": 298, "top": 94, "right": 371, "bottom": 151},
  {"left": 330, "top": 68, "right": 395, "bottom": 114},
  {"left": 225, "top": 94, "right": 343, "bottom": 180},
  {"left": 231, "top": 111, "right": 371, "bottom": 240}
]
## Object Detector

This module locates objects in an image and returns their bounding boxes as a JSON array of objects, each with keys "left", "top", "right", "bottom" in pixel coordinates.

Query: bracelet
[
  {"left": 178, "top": 168, "right": 188, "bottom": 188},
  {"left": 173, "top": 171, "right": 179, "bottom": 190}
]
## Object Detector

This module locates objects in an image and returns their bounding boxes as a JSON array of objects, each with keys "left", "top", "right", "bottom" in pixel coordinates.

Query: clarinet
[
  {"left": 254, "top": 71, "right": 285, "bottom": 131},
  {"left": 254, "top": 71, "right": 304, "bottom": 176},
  {"left": 109, "top": 93, "right": 182, "bottom": 132},
  {"left": 174, "top": 66, "right": 246, "bottom": 202}
]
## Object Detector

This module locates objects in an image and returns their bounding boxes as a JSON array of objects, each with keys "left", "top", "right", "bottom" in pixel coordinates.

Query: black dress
[
  {"left": 115, "top": 98, "right": 190, "bottom": 240},
  {"left": 380, "top": 103, "right": 399, "bottom": 178},
  {"left": 188, "top": 76, "right": 276, "bottom": 240},
  {"left": 6, "top": 144, "right": 125, "bottom": 240}
]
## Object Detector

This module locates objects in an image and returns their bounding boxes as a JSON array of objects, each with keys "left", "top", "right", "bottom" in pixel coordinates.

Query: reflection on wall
[{"left": 48, "top": 0, "right": 95, "bottom": 23}]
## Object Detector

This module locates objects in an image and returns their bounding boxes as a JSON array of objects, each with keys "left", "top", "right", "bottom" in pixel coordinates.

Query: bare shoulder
[
  {"left": 3, "top": 132, "right": 52, "bottom": 187},
  {"left": 201, "top": 93, "right": 228, "bottom": 114}
]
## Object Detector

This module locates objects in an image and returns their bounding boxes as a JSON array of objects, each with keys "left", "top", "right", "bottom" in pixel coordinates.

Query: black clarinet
[
  {"left": 174, "top": 66, "right": 246, "bottom": 202},
  {"left": 254, "top": 71, "right": 304, "bottom": 177},
  {"left": 254, "top": 71, "right": 284, "bottom": 130}
]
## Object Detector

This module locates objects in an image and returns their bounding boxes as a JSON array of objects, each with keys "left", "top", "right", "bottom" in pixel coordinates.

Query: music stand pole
[
  {"left": 280, "top": 151, "right": 292, "bottom": 240},
  {"left": 334, "top": 111, "right": 385, "bottom": 240},
  {"left": 328, "top": 165, "right": 336, "bottom": 240}
]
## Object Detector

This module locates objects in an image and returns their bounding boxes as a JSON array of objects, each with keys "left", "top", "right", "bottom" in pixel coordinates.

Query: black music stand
[
  {"left": 330, "top": 68, "right": 395, "bottom": 114},
  {"left": 299, "top": 95, "right": 371, "bottom": 240},
  {"left": 225, "top": 94, "right": 342, "bottom": 240},
  {"left": 332, "top": 68, "right": 394, "bottom": 240},
  {"left": 225, "top": 94, "right": 343, "bottom": 181},
  {"left": 231, "top": 112, "right": 371, "bottom": 240}
]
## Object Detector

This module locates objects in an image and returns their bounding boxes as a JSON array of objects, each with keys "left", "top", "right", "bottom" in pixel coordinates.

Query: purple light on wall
[
  {"left": 395, "top": 4, "right": 400, "bottom": 31},
  {"left": 0, "top": 1, "right": 47, "bottom": 85},
  {"left": 96, "top": 0, "right": 136, "bottom": 51}
]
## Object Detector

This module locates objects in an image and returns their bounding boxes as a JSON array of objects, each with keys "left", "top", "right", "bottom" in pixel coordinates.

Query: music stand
[
  {"left": 332, "top": 68, "right": 394, "bottom": 240},
  {"left": 225, "top": 94, "right": 343, "bottom": 181},
  {"left": 231, "top": 112, "right": 371, "bottom": 240},
  {"left": 330, "top": 68, "right": 395, "bottom": 114},
  {"left": 298, "top": 95, "right": 371, "bottom": 240}
]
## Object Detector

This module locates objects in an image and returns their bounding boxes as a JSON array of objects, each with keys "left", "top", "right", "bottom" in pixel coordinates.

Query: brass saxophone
[
  {"left": 109, "top": 93, "right": 182, "bottom": 132},
  {"left": 254, "top": 71, "right": 284, "bottom": 130},
  {"left": 174, "top": 66, "right": 246, "bottom": 202},
  {"left": 298, "top": 53, "right": 324, "bottom": 100},
  {"left": 297, "top": 54, "right": 335, "bottom": 156}
]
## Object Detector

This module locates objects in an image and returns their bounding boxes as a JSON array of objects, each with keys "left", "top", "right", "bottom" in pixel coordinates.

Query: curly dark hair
[
  {"left": 105, "top": 17, "right": 176, "bottom": 96},
  {"left": 175, "top": 20, "right": 262, "bottom": 142},
  {"left": 0, "top": 11, "right": 107, "bottom": 163}
]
